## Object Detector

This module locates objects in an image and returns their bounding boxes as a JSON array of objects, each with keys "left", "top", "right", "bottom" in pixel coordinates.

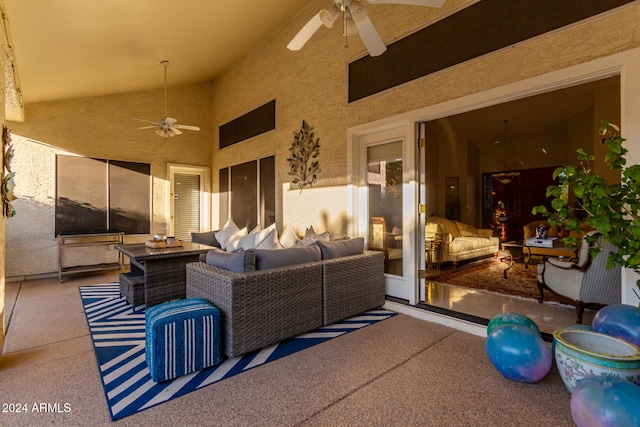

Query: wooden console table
[{"left": 58, "top": 231, "right": 125, "bottom": 282}]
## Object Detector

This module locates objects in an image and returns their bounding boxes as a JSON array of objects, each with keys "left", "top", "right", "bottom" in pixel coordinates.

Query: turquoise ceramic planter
[{"left": 553, "top": 329, "right": 640, "bottom": 393}]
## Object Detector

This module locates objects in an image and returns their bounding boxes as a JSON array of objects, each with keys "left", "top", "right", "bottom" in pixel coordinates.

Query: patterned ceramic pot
[{"left": 553, "top": 329, "right": 640, "bottom": 393}]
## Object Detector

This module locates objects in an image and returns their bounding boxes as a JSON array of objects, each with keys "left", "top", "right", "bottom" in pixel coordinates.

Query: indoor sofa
[
  {"left": 426, "top": 215, "right": 499, "bottom": 270},
  {"left": 185, "top": 239, "right": 385, "bottom": 358}
]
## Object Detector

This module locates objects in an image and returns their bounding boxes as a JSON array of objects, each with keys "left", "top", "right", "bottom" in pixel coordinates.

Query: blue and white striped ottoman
[{"left": 145, "top": 298, "right": 222, "bottom": 382}]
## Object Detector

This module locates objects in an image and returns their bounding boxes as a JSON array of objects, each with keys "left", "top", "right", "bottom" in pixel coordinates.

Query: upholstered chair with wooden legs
[{"left": 536, "top": 230, "right": 621, "bottom": 324}]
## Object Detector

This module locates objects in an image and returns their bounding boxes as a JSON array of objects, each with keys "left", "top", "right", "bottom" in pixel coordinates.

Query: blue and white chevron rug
[{"left": 79, "top": 284, "right": 396, "bottom": 421}]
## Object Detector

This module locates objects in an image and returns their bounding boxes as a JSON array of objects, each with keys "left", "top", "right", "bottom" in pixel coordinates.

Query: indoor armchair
[{"left": 536, "top": 230, "right": 621, "bottom": 324}]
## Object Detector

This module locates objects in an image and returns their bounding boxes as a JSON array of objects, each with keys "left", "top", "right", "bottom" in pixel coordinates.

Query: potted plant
[
  {"left": 533, "top": 122, "right": 640, "bottom": 391},
  {"left": 532, "top": 121, "right": 640, "bottom": 306}
]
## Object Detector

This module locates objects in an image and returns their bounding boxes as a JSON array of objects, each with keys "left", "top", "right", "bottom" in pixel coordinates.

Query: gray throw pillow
[
  {"left": 191, "top": 231, "right": 221, "bottom": 248},
  {"left": 205, "top": 248, "right": 255, "bottom": 273},
  {"left": 295, "top": 231, "right": 330, "bottom": 246},
  {"left": 253, "top": 245, "right": 321, "bottom": 270},
  {"left": 317, "top": 237, "right": 365, "bottom": 260}
]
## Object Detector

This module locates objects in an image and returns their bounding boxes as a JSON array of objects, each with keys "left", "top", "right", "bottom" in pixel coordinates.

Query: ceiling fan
[
  {"left": 287, "top": 0, "right": 446, "bottom": 57},
  {"left": 133, "top": 60, "right": 200, "bottom": 138}
]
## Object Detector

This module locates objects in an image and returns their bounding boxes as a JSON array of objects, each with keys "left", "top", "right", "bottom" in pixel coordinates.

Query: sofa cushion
[
  {"left": 253, "top": 245, "right": 321, "bottom": 270},
  {"left": 317, "top": 237, "right": 365, "bottom": 260},
  {"left": 429, "top": 216, "right": 460, "bottom": 238},
  {"left": 191, "top": 231, "right": 221, "bottom": 248},
  {"left": 295, "top": 231, "right": 330, "bottom": 246},
  {"left": 449, "top": 236, "right": 497, "bottom": 252},
  {"left": 205, "top": 248, "right": 256, "bottom": 273}
]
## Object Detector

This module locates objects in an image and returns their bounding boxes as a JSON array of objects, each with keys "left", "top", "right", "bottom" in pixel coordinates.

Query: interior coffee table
[
  {"left": 500, "top": 239, "right": 576, "bottom": 279},
  {"left": 115, "top": 242, "right": 212, "bottom": 308}
]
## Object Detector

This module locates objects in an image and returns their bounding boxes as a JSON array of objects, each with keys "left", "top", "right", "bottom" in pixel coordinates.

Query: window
[
  {"left": 219, "top": 155, "right": 276, "bottom": 229},
  {"left": 55, "top": 155, "right": 151, "bottom": 236}
]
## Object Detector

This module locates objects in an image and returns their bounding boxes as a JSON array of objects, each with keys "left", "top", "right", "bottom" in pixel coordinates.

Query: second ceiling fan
[
  {"left": 287, "top": 0, "right": 446, "bottom": 57},
  {"left": 133, "top": 60, "right": 200, "bottom": 138}
]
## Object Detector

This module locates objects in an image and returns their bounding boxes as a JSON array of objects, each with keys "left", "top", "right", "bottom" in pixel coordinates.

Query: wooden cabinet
[{"left": 483, "top": 166, "right": 559, "bottom": 241}]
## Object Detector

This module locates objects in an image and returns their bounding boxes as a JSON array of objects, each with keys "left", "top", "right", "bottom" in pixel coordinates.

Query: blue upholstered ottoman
[{"left": 145, "top": 298, "right": 222, "bottom": 382}]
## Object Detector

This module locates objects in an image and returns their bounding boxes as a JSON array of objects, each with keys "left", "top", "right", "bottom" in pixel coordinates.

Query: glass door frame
[
  {"left": 348, "top": 123, "right": 420, "bottom": 304},
  {"left": 167, "top": 163, "right": 211, "bottom": 237}
]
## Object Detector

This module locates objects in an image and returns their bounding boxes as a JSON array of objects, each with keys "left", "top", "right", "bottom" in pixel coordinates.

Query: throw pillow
[
  {"left": 215, "top": 219, "right": 240, "bottom": 250},
  {"left": 456, "top": 221, "right": 478, "bottom": 237},
  {"left": 295, "top": 231, "right": 330, "bottom": 246},
  {"left": 253, "top": 245, "right": 321, "bottom": 270},
  {"left": 304, "top": 225, "right": 317, "bottom": 238},
  {"left": 205, "top": 248, "right": 256, "bottom": 273},
  {"left": 279, "top": 223, "right": 300, "bottom": 248},
  {"left": 225, "top": 227, "right": 248, "bottom": 252},
  {"left": 239, "top": 225, "right": 262, "bottom": 251},
  {"left": 316, "top": 237, "right": 365, "bottom": 260},
  {"left": 255, "top": 228, "right": 283, "bottom": 249},
  {"left": 255, "top": 223, "right": 277, "bottom": 247},
  {"left": 190, "top": 230, "right": 221, "bottom": 248}
]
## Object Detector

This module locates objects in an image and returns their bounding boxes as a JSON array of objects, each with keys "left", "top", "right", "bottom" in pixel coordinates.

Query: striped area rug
[{"left": 80, "top": 284, "right": 396, "bottom": 421}]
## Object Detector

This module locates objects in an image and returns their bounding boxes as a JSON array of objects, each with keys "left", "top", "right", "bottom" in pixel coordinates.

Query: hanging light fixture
[{"left": 491, "top": 120, "right": 520, "bottom": 184}]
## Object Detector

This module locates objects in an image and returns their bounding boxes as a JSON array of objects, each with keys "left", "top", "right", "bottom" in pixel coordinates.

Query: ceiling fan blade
[
  {"left": 351, "top": 3, "right": 387, "bottom": 57},
  {"left": 138, "top": 125, "right": 160, "bottom": 130},
  {"left": 367, "top": 0, "right": 446, "bottom": 7},
  {"left": 355, "top": 17, "right": 386, "bottom": 56},
  {"left": 287, "top": 6, "right": 339, "bottom": 51},
  {"left": 132, "top": 117, "right": 160, "bottom": 125},
  {"left": 173, "top": 124, "right": 200, "bottom": 131},
  {"left": 155, "top": 128, "right": 181, "bottom": 138},
  {"left": 287, "top": 12, "right": 323, "bottom": 51},
  {"left": 163, "top": 117, "right": 178, "bottom": 125}
]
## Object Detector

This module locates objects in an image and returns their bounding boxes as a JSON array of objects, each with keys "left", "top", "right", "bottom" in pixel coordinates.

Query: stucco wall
[
  {"left": 208, "top": 0, "right": 640, "bottom": 234},
  {"left": 3, "top": 0, "right": 640, "bottom": 282},
  {"left": 6, "top": 83, "right": 213, "bottom": 278}
]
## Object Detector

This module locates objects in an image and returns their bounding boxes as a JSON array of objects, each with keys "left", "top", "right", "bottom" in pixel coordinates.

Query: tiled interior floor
[{"left": 423, "top": 281, "right": 594, "bottom": 335}]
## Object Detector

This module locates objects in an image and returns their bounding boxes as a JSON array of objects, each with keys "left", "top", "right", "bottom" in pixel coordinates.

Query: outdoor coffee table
[
  {"left": 500, "top": 239, "right": 576, "bottom": 279},
  {"left": 115, "top": 242, "right": 212, "bottom": 308}
]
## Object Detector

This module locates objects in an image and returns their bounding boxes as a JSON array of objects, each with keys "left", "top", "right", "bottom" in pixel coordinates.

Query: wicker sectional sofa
[{"left": 186, "top": 244, "right": 385, "bottom": 358}]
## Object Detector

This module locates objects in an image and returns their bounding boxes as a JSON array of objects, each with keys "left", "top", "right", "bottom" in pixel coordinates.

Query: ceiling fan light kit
[
  {"left": 287, "top": 0, "right": 446, "bottom": 57},
  {"left": 132, "top": 60, "right": 201, "bottom": 138}
]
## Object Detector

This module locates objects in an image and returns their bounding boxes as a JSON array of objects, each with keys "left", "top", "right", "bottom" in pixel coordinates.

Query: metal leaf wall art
[
  {"left": 2, "top": 125, "right": 16, "bottom": 217},
  {"left": 287, "top": 120, "right": 320, "bottom": 192}
]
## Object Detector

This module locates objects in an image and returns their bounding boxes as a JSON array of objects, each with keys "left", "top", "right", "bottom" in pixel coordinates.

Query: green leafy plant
[
  {"left": 532, "top": 121, "right": 640, "bottom": 302},
  {"left": 287, "top": 120, "right": 320, "bottom": 193}
]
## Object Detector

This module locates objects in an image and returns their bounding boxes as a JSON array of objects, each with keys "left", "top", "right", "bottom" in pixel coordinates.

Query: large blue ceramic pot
[{"left": 553, "top": 329, "right": 640, "bottom": 393}]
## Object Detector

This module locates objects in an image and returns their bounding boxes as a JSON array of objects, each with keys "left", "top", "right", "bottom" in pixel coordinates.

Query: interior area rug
[
  {"left": 428, "top": 259, "right": 567, "bottom": 304},
  {"left": 79, "top": 284, "right": 396, "bottom": 421}
]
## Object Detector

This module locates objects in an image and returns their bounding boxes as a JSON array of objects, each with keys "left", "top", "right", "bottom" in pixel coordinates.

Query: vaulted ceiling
[{"left": 4, "top": 0, "right": 313, "bottom": 105}]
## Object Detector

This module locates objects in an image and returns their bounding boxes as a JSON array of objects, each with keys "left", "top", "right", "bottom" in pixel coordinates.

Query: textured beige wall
[
  {"left": 209, "top": 0, "right": 640, "bottom": 233},
  {"left": 0, "top": 0, "right": 8, "bottom": 350},
  {"left": 6, "top": 83, "right": 213, "bottom": 278},
  {"left": 3, "top": 0, "right": 640, "bottom": 281}
]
